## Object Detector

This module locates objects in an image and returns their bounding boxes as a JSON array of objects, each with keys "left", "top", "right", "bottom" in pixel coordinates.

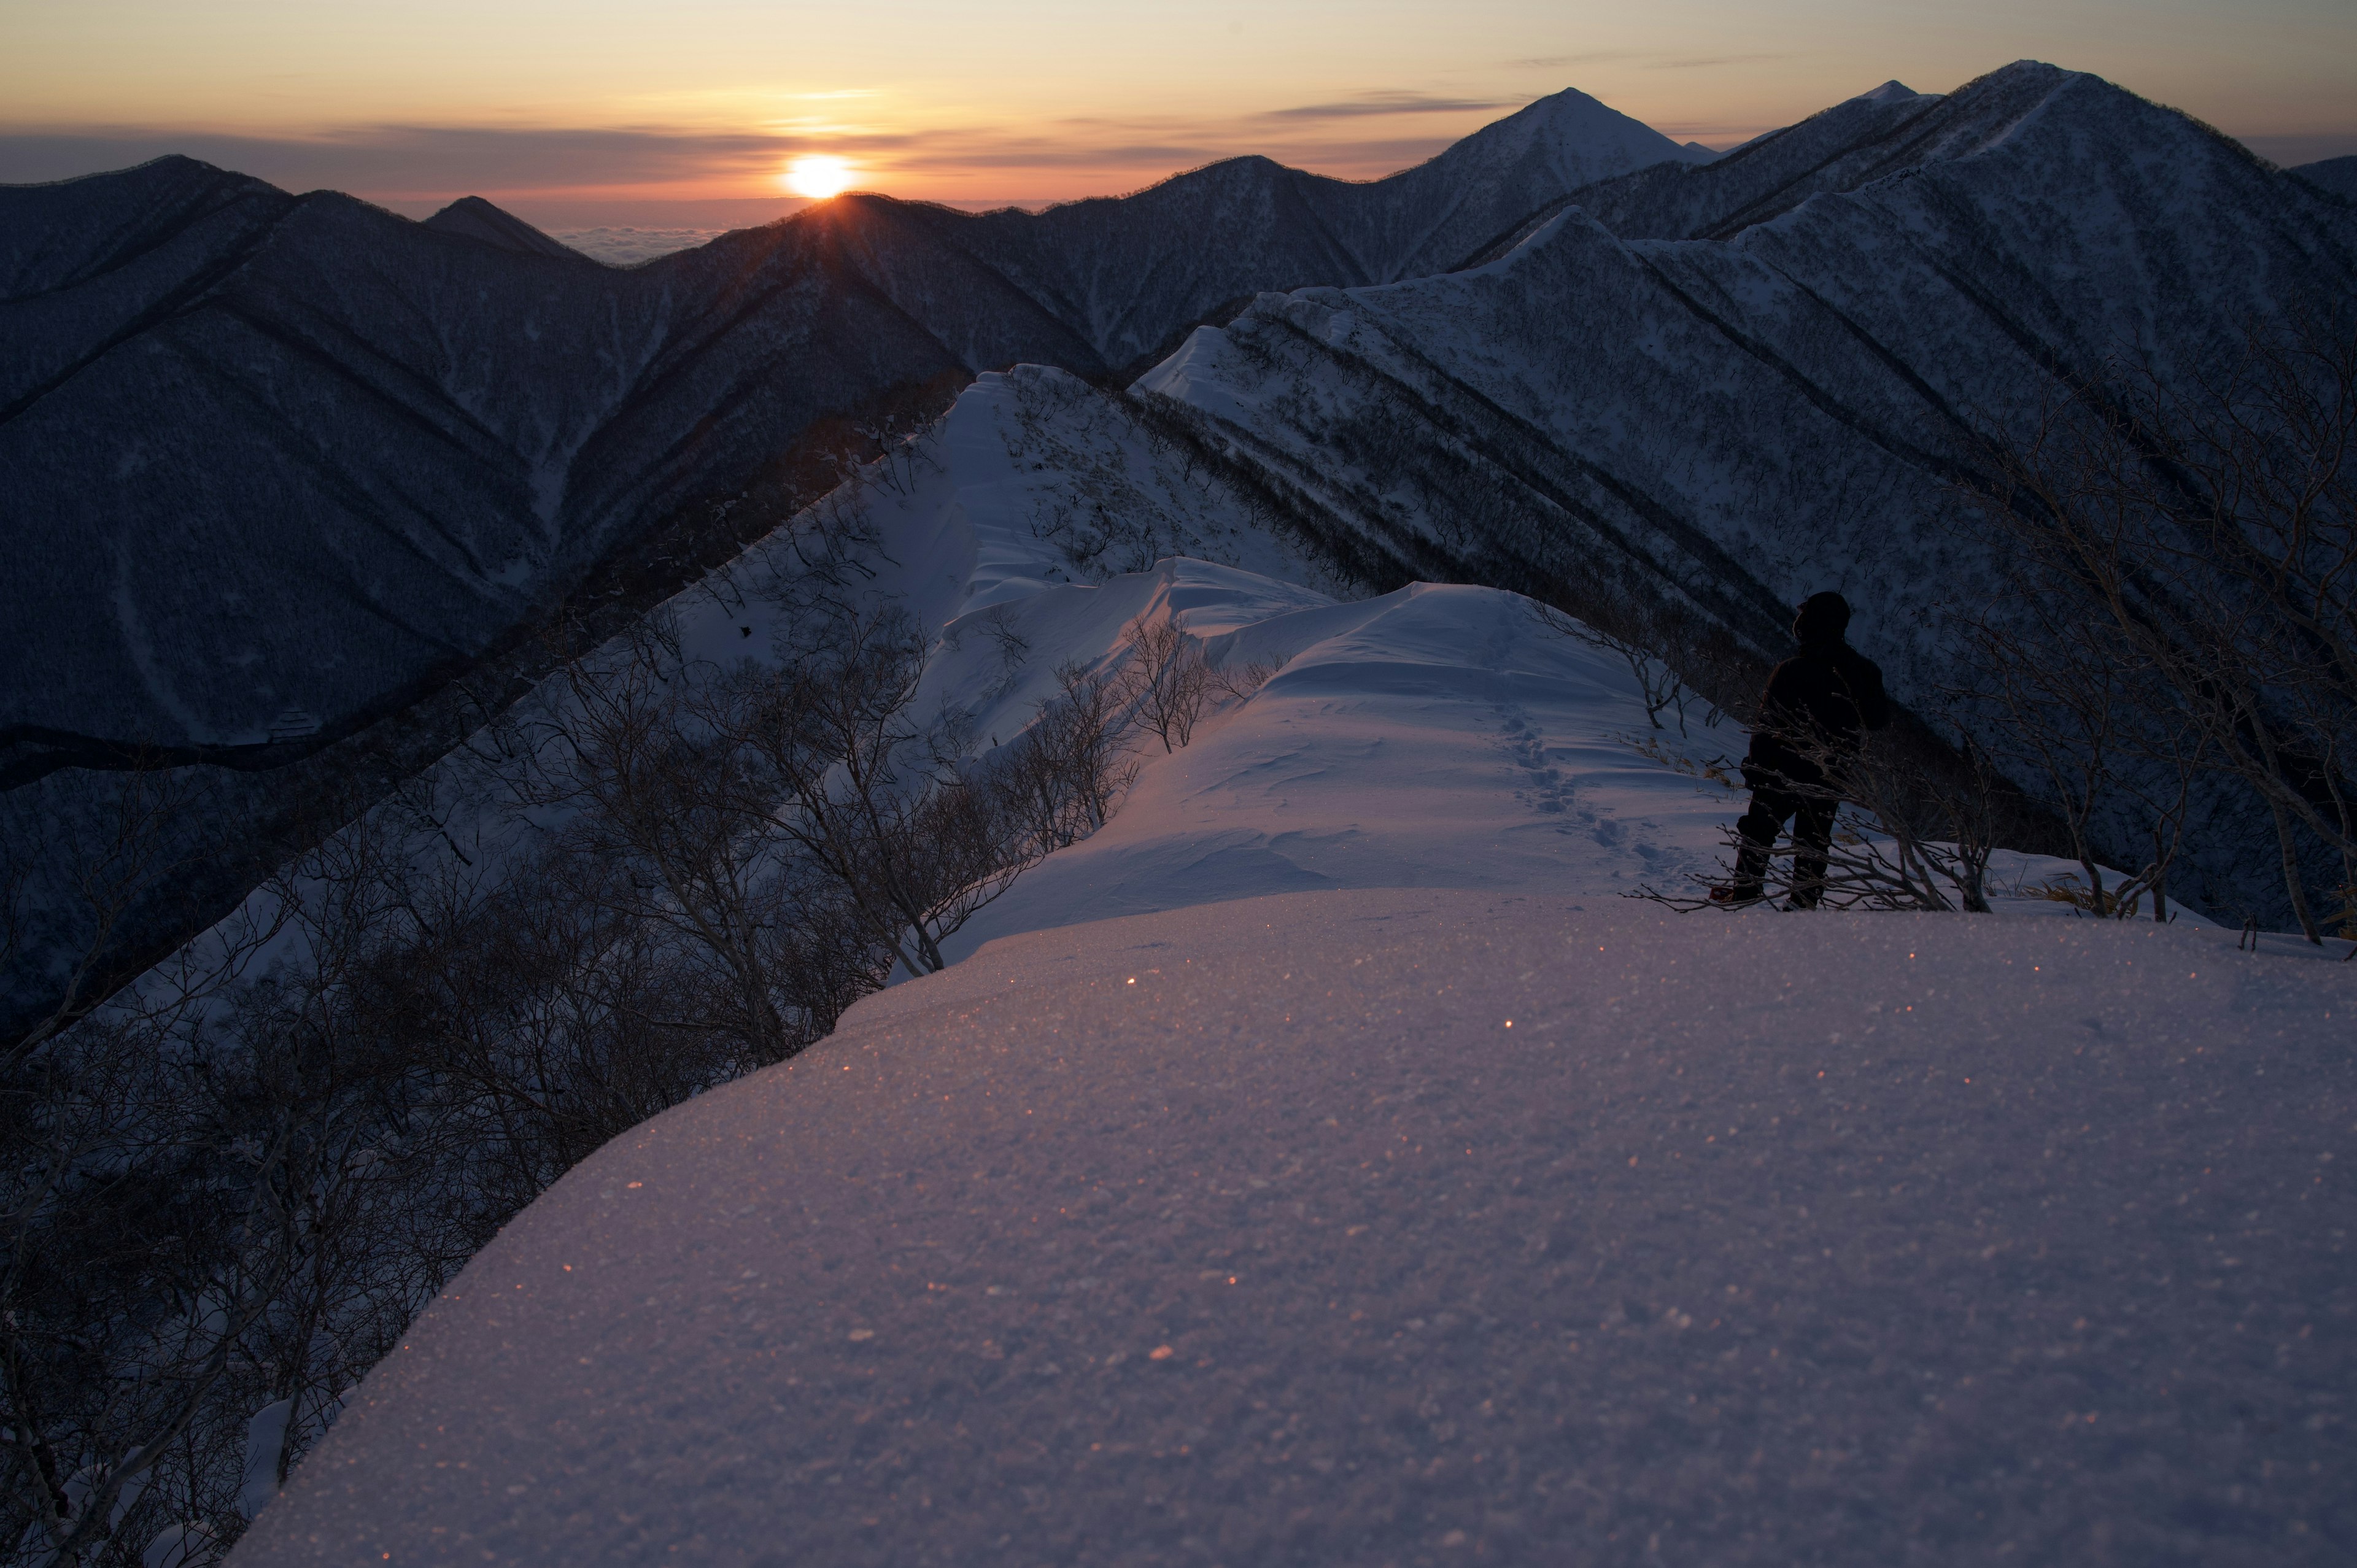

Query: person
[{"left": 1713, "top": 590, "right": 1889, "bottom": 909}]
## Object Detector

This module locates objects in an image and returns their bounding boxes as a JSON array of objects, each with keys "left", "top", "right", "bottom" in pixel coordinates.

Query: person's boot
[{"left": 1714, "top": 808, "right": 1776, "bottom": 906}]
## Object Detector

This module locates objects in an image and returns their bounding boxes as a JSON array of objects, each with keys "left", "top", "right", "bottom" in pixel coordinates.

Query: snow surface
[{"left": 233, "top": 889, "right": 2353, "bottom": 1566}]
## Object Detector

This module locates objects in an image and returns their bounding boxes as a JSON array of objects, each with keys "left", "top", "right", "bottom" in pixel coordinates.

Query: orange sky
[{"left": 4, "top": 1, "right": 2351, "bottom": 228}]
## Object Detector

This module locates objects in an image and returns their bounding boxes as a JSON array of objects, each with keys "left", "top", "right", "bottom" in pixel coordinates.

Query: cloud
[
  {"left": 1509, "top": 49, "right": 1784, "bottom": 74},
  {"left": 1510, "top": 53, "right": 1635, "bottom": 69},
  {"left": 1255, "top": 91, "right": 1515, "bottom": 123},
  {"left": 1652, "top": 54, "right": 1784, "bottom": 70},
  {"left": 0, "top": 124, "right": 822, "bottom": 195},
  {"left": 0, "top": 101, "right": 1526, "bottom": 213}
]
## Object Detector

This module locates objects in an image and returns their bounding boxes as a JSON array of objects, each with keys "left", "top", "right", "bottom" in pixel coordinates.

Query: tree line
[{"left": 0, "top": 517, "right": 1261, "bottom": 1564}]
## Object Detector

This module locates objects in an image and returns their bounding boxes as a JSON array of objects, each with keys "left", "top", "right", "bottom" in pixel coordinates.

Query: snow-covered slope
[
  {"left": 1133, "top": 61, "right": 2357, "bottom": 917},
  {"left": 142, "top": 339, "right": 2347, "bottom": 1568},
  {"left": 231, "top": 887, "right": 2353, "bottom": 1566}
]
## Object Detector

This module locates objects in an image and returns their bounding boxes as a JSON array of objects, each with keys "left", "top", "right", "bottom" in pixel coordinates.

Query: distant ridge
[
  {"left": 2292, "top": 154, "right": 2357, "bottom": 201},
  {"left": 420, "top": 195, "right": 590, "bottom": 262},
  {"left": 1134, "top": 61, "right": 2357, "bottom": 920},
  {"left": 0, "top": 88, "right": 1706, "bottom": 1039},
  {"left": 0, "top": 81, "right": 1705, "bottom": 762}
]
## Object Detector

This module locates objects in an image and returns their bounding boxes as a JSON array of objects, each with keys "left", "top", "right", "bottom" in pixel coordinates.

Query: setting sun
[{"left": 784, "top": 154, "right": 854, "bottom": 198}]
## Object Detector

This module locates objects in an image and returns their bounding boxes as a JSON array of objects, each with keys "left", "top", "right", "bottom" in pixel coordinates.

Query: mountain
[
  {"left": 0, "top": 87, "right": 1693, "bottom": 764},
  {"left": 2293, "top": 154, "right": 2357, "bottom": 201},
  {"left": 0, "top": 89, "right": 1702, "bottom": 1042},
  {"left": 1132, "top": 61, "right": 2357, "bottom": 917},
  {"left": 1464, "top": 77, "right": 1946, "bottom": 255},
  {"left": 771, "top": 86, "right": 1709, "bottom": 377},
  {"left": 419, "top": 194, "right": 590, "bottom": 261}
]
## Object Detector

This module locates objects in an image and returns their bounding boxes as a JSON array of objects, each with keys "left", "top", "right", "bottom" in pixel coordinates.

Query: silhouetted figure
[{"left": 1714, "top": 592, "right": 1890, "bottom": 909}]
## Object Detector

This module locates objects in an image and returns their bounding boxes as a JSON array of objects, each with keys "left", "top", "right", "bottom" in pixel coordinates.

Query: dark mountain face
[
  {"left": 1, "top": 176, "right": 997, "bottom": 759},
  {"left": 420, "top": 195, "right": 591, "bottom": 261},
  {"left": 2293, "top": 155, "right": 2357, "bottom": 202},
  {"left": 0, "top": 88, "right": 1697, "bottom": 1041},
  {"left": 1135, "top": 61, "right": 2357, "bottom": 920},
  {"left": 0, "top": 85, "right": 1692, "bottom": 762}
]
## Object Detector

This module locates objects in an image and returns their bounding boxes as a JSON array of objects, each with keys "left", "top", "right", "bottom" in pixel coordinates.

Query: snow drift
[{"left": 232, "top": 890, "right": 2353, "bottom": 1566}]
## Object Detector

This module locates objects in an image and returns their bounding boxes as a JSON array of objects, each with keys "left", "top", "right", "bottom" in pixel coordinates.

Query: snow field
[
  {"left": 233, "top": 889, "right": 2352, "bottom": 1566},
  {"left": 212, "top": 363, "right": 2302, "bottom": 1566}
]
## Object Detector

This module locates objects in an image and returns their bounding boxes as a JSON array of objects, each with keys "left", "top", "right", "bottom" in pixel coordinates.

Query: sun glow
[{"left": 784, "top": 154, "right": 854, "bottom": 198}]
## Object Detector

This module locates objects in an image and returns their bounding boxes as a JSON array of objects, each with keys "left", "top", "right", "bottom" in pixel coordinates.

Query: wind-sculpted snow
[
  {"left": 231, "top": 889, "right": 2355, "bottom": 1567},
  {"left": 946, "top": 581, "right": 1737, "bottom": 951},
  {"left": 1136, "top": 60, "right": 2357, "bottom": 917}
]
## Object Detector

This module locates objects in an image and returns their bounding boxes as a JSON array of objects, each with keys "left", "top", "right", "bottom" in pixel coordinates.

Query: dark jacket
[{"left": 1744, "top": 637, "right": 1891, "bottom": 791}]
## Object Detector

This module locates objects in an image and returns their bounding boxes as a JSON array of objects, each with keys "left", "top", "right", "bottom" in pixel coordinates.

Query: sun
[{"left": 784, "top": 154, "right": 854, "bottom": 199}]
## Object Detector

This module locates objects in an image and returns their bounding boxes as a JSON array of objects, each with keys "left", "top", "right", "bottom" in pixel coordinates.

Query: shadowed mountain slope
[
  {"left": 0, "top": 86, "right": 1695, "bottom": 762},
  {"left": 0, "top": 88, "right": 1701, "bottom": 1043},
  {"left": 2293, "top": 155, "right": 2357, "bottom": 202},
  {"left": 420, "top": 195, "right": 590, "bottom": 261},
  {"left": 1134, "top": 61, "right": 2357, "bottom": 918}
]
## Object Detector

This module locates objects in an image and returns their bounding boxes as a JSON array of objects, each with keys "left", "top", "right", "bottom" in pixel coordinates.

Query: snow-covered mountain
[
  {"left": 5, "top": 59, "right": 2350, "bottom": 1032},
  {"left": 0, "top": 85, "right": 1695, "bottom": 765},
  {"left": 0, "top": 88, "right": 1709, "bottom": 1040},
  {"left": 1132, "top": 61, "right": 2357, "bottom": 915},
  {"left": 211, "top": 385, "right": 2340, "bottom": 1566}
]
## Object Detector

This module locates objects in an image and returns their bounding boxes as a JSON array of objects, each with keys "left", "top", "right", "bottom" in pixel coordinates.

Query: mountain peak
[{"left": 421, "top": 195, "right": 589, "bottom": 263}]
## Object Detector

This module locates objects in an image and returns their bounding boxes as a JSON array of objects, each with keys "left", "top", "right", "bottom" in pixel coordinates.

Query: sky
[{"left": 3, "top": 0, "right": 2352, "bottom": 231}]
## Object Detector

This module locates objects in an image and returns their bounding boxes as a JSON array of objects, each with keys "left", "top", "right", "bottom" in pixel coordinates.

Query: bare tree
[
  {"left": 1955, "top": 313, "right": 2356, "bottom": 941},
  {"left": 1639, "top": 719, "right": 2002, "bottom": 915},
  {"left": 1528, "top": 601, "right": 1716, "bottom": 736},
  {"left": 1113, "top": 616, "right": 1215, "bottom": 754},
  {"left": 999, "top": 661, "right": 1139, "bottom": 853},
  {"left": 730, "top": 603, "right": 1038, "bottom": 976}
]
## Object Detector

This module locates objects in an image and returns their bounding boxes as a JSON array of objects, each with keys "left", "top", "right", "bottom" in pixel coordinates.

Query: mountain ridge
[
  {"left": 1132, "top": 60, "right": 2357, "bottom": 918},
  {"left": 0, "top": 80, "right": 1710, "bottom": 1043}
]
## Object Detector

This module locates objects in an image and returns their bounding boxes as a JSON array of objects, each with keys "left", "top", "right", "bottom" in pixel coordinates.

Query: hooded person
[{"left": 1713, "top": 591, "right": 1891, "bottom": 908}]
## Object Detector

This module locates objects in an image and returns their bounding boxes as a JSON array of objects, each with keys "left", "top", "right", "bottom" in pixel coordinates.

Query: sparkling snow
[{"left": 234, "top": 890, "right": 2351, "bottom": 1566}]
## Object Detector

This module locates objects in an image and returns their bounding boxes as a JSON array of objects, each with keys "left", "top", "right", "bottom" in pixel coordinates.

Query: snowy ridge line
[
  {"left": 233, "top": 889, "right": 2355, "bottom": 1566},
  {"left": 53, "top": 358, "right": 2265, "bottom": 1568},
  {"left": 1129, "top": 60, "right": 2357, "bottom": 924}
]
